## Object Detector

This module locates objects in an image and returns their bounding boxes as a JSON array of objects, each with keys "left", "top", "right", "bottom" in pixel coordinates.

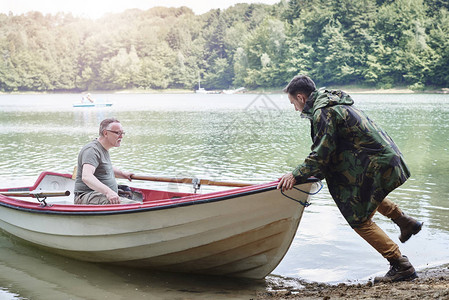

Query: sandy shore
[{"left": 258, "top": 265, "right": 449, "bottom": 299}]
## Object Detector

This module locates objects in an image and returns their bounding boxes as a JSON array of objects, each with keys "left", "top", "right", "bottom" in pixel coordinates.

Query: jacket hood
[{"left": 302, "top": 88, "right": 354, "bottom": 119}]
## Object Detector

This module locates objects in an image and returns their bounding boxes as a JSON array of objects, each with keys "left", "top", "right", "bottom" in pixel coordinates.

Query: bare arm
[
  {"left": 113, "top": 167, "right": 133, "bottom": 181},
  {"left": 82, "top": 164, "right": 120, "bottom": 204}
]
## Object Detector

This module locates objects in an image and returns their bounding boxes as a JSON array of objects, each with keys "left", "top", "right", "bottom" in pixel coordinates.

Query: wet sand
[{"left": 259, "top": 265, "right": 449, "bottom": 299}]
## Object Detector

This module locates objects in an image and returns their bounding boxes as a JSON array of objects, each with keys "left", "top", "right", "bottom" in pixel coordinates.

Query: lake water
[{"left": 0, "top": 92, "right": 448, "bottom": 299}]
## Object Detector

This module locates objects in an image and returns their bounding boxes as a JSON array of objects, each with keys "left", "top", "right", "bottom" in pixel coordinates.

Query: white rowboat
[{"left": 0, "top": 172, "right": 320, "bottom": 279}]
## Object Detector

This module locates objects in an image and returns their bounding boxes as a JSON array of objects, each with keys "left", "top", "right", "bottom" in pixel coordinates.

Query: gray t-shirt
[{"left": 74, "top": 139, "right": 118, "bottom": 194}]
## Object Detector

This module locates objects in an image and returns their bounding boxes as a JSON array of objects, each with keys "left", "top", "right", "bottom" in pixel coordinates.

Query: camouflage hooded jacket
[{"left": 292, "top": 88, "right": 410, "bottom": 228}]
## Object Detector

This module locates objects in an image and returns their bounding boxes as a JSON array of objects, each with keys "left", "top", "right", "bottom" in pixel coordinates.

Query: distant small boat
[
  {"left": 73, "top": 102, "right": 113, "bottom": 107},
  {"left": 74, "top": 94, "right": 112, "bottom": 107},
  {"left": 195, "top": 87, "right": 208, "bottom": 94},
  {"left": 0, "top": 171, "right": 321, "bottom": 279},
  {"left": 195, "top": 74, "right": 211, "bottom": 94}
]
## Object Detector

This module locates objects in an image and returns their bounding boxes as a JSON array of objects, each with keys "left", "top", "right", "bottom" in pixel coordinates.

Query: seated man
[{"left": 74, "top": 118, "right": 138, "bottom": 205}]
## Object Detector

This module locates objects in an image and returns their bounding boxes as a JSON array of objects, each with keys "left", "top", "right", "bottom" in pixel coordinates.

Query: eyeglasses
[{"left": 106, "top": 130, "right": 125, "bottom": 136}]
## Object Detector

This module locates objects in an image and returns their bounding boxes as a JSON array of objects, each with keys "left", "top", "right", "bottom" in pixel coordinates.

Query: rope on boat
[
  {"left": 35, "top": 195, "right": 51, "bottom": 207},
  {"left": 280, "top": 181, "right": 323, "bottom": 207}
]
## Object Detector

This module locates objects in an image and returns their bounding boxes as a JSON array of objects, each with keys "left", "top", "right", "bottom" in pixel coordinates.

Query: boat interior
[{"left": 1, "top": 172, "right": 196, "bottom": 206}]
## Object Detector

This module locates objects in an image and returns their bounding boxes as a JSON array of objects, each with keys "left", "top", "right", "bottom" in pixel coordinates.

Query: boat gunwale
[{"left": 0, "top": 172, "right": 319, "bottom": 216}]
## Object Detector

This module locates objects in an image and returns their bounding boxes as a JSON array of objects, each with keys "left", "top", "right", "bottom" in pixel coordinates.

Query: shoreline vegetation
[
  {"left": 2, "top": 2, "right": 449, "bottom": 94},
  {"left": 1, "top": 86, "right": 449, "bottom": 96}
]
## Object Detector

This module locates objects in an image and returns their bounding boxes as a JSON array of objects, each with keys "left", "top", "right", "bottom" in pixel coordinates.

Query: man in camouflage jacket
[{"left": 278, "top": 75, "right": 423, "bottom": 283}]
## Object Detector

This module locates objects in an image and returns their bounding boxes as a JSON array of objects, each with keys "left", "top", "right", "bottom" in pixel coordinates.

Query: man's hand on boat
[
  {"left": 106, "top": 190, "right": 121, "bottom": 204},
  {"left": 277, "top": 172, "right": 296, "bottom": 192}
]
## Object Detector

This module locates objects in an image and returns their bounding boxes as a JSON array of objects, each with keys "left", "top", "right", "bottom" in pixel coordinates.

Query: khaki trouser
[
  {"left": 353, "top": 198, "right": 403, "bottom": 261},
  {"left": 74, "top": 191, "right": 140, "bottom": 205}
]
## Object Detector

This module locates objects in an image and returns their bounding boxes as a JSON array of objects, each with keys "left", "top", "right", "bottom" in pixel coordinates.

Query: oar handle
[
  {"left": 130, "top": 175, "right": 252, "bottom": 188},
  {"left": 131, "top": 175, "right": 191, "bottom": 184},
  {"left": 1, "top": 190, "right": 71, "bottom": 197}
]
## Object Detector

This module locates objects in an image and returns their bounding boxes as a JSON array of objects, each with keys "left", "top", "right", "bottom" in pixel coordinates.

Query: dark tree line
[{"left": 1, "top": 0, "right": 448, "bottom": 92}]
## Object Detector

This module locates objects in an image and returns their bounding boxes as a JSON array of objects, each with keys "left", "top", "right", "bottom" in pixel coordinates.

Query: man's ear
[{"left": 297, "top": 93, "right": 306, "bottom": 104}]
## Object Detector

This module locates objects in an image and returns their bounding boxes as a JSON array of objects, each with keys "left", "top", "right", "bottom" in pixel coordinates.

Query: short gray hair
[{"left": 99, "top": 118, "right": 120, "bottom": 136}]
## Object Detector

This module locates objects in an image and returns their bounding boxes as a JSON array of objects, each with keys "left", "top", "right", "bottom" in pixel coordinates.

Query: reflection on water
[
  {"left": 0, "top": 233, "right": 263, "bottom": 300},
  {"left": 0, "top": 93, "right": 448, "bottom": 297}
]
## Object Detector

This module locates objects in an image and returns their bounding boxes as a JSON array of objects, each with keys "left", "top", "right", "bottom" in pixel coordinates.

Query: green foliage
[{"left": 0, "top": 1, "right": 448, "bottom": 92}]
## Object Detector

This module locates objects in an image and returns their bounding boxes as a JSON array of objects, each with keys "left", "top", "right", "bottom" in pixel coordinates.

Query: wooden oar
[
  {"left": 130, "top": 175, "right": 253, "bottom": 188},
  {"left": 0, "top": 190, "right": 70, "bottom": 198}
]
